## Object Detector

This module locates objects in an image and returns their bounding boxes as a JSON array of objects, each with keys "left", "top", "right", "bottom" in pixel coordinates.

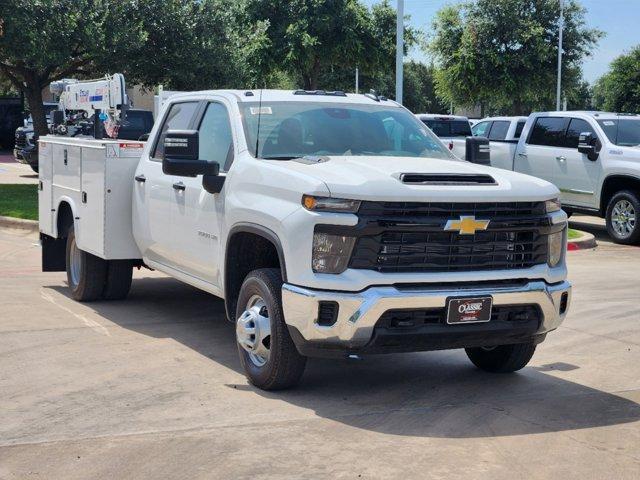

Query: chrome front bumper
[{"left": 282, "top": 280, "right": 571, "bottom": 351}]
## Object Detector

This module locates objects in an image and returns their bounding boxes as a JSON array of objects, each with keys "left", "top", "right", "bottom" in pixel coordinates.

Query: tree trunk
[{"left": 24, "top": 83, "right": 48, "bottom": 139}]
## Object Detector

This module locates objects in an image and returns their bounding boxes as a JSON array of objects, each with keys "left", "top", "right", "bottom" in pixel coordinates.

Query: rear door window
[
  {"left": 565, "top": 118, "right": 596, "bottom": 148},
  {"left": 514, "top": 121, "right": 526, "bottom": 139},
  {"left": 488, "top": 121, "right": 510, "bottom": 141},
  {"left": 527, "top": 117, "right": 568, "bottom": 147},
  {"left": 152, "top": 102, "right": 199, "bottom": 160},
  {"left": 422, "top": 119, "right": 471, "bottom": 137},
  {"left": 472, "top": 121, "right": 491, "bottom": 137}
]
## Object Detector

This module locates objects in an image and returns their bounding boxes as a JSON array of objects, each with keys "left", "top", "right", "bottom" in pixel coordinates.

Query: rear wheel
[
  {"left": 102, "top": 260, "right": 133, "bottom": 300},
  {"left": 465, "top": 342, "right": 536, "bottom": 373},
  {"left": 65, "top": 225, "right": 107, "bottom": 302},
  {"left": 606, "top": 190, "right": 640, "bottom": 245},
  {"left": 235, "top": 268, "right": 306, "bottom": 390}
]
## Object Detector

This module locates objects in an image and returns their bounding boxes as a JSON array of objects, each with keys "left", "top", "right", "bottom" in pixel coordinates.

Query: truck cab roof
[
  {"left": 165, "top": 89, "right": 403, "bottom": 107},
  {"left": 529, "top": 110, "right": 640, "bottom": 121}
]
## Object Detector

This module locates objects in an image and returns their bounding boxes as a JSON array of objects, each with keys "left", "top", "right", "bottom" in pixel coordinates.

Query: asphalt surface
[{"left": 0, "top": 222, "right": 639, "bottom": 479}]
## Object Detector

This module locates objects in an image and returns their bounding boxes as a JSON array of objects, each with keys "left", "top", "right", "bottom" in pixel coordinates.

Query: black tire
[
  {"left": 102, "top": 260, "right": 133, "bottom": 300},
  {"left": 235, "top": 268, "right": 306, "bottom": 390},
  {"left": 30, "top": 164, "right": 39, "bottom": 174},
  {"left": 605, "top": 190, "right": 640, "bottom": 245},
  {"left": 465, "top": 341, "right": 536, "bottom": 373},
  {"left": 563, "top": 208, "right": 573, "bottom": 218},
  {"left": 65, "top": 225, "right": 107, "bottom": 302}
]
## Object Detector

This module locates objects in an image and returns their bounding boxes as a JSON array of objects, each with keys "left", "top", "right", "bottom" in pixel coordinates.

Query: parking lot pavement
[
  {"left": 0, "top": 228, "right": 638, "bottom": 480},
  {"left": 0, "top": 152, "right": 38, "bottom": 185}
]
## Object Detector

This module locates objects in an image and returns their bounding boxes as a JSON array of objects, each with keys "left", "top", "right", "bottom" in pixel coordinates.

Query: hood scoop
[{"left": 399, "top": 173, "right": 497, "bottom": 186}]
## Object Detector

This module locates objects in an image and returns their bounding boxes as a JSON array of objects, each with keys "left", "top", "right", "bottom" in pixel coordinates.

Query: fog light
[
  {"left": 548, "top": 229, "right": 565, "bottom": 267},
  {"left": 312, "top": 233, "right": 355, "bottom": 273}
]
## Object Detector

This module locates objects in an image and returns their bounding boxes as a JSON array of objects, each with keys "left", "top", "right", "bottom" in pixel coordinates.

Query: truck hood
[{"left": 276, "top": 155, "right": 559, "bottom": 202}]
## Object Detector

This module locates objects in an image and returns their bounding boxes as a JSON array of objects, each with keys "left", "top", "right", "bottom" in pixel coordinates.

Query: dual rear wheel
[{"left": 65, "top": 225, "right": 133, "bottom": 302}]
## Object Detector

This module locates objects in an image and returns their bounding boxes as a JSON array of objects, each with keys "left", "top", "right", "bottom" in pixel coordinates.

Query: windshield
[
  {"left": 241, "top": 102, "right": 452, "bottom": 160},
  {"left": 421, "top": 119, "right": 472, "bottom": 137},
  {"left": 597, "top": 119, "right": 640, "bottom": 146}
]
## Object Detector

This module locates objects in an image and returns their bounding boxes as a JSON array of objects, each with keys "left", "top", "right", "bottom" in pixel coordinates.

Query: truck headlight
[
  {"left": 302, "top": 195, "right": 360, "bottom": 213},
  {"left": 545, "top": 198, "right": 562, "bottom": 213},
  {"left": 548, "top": 229, "right": 565, "bottom": 267},
  {"left": 312, "top": 233, "right": 355, "bottom": 273}
]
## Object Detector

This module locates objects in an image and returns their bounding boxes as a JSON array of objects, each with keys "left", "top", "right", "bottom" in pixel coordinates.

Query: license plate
[{"left": 446, "top": 296, "right": 493, "bottom": 324}]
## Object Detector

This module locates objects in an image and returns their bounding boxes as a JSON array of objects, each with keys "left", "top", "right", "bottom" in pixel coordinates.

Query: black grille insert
[
  {"left": 317, "top": 301, "right": 339, "bottom": 327},
  {"left": 377, "top": 305, "right": 541, "bottom": 330}
]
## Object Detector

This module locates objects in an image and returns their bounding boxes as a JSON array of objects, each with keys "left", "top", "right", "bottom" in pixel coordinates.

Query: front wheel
[
  {"left": 235, "top": 268, "right": 306, "bottom": 390},
  {"left": 465, "top": 342, "right": 536, "bottom": 373},
  {"left": 606, "top": 190, "right": 640, "bottom": 245},
  {"left": 65, "top": 225, "right": 107, "bottom": 302}
]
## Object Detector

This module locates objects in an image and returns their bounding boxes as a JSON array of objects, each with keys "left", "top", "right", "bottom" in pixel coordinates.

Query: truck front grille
[{"left": 345, "top": 201, "right": 550, "bottom": 273}]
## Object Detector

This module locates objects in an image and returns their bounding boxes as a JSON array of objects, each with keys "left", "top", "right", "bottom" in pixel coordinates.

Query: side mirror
[
  {"left": 465, "top": 136, "right": 490, "bottom": 165},
  {"left": 162, "top": 129, "right": 220, "bottom": 177},
  {"left": 577, "top": 132, "right": 599, "bottom": 161}
]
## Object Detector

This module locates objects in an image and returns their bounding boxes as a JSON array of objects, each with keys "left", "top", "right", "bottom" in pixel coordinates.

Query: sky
[{"left": 362, "top": 0, "right": 640, "bottom": 84}]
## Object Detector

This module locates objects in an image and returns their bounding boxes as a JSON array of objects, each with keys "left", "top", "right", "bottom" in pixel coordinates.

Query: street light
[
  {"left": 396, "top": 0, "right": 404, "bottom": 104},
  {"left": 556, "top": 0, "right": 564, "bottom": 111}
]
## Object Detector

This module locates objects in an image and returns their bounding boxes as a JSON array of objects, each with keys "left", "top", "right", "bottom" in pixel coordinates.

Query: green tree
[
  {"left": 592, "top": 45, "right": 640, "bottom": 112},
  {"left": 428, "top": 0, "right": 603, "bottom": 114},
  {"left": 248, "top": 0, "right": 416, "bottom": 91},
  {"left": 0, "top": 0, "right": 267, "bottom": 137},
  {"left": 402, "top": 62, "right": 448, "bottom": 114}
]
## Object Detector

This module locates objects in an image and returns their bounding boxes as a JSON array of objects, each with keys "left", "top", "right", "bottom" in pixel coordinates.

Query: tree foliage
[
  {"left": 0, "top": 0, "right": 267, "bottom": 136},
  {"left": 428, "top": 0, "right": 603, "bottom": 114},
  {"left": 592, "top": 45, "right": 640, "bottom": 113},
  {"left": 247, "top": 0, "right": 417, "bottom": 91}
]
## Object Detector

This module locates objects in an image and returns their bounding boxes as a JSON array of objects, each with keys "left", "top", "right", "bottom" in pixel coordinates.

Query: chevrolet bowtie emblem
[{"left": 444, "top": 216, "right": 490, "bottom": 235}]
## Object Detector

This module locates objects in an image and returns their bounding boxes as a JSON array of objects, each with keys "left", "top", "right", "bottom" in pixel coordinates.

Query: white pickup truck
[
  {"left": 478, "top": 111, "right": 640, "bottom": 244},
  {"left": 38, "top": 89, "right": 571, "bottom": 390}
]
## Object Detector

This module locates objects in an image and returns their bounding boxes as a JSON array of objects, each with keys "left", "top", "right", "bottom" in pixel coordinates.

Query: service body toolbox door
[{"left": 37, "top": 140, "right": 54, "bottom": 235}]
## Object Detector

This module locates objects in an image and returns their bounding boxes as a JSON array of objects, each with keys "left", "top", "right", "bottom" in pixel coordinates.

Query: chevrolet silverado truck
[
  {"left": 483, "top": 111, "right": 640, "bottom": 245},
  {"left": 38, "top": 89, "right": 571, "bottom": 390}
]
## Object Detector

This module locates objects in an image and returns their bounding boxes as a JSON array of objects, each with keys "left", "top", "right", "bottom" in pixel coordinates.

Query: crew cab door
[
  {"left": 553, "top": 118, "right": 601, "bottom": 208},
  {"left": 134, "top": 101, "right": 199, "bottom": 266},
  {"left": 514, "top": 116, "right": 567, "bottom": 186},
  {"left": 170, "top": 99, "right": 234, "bottom": 286}
]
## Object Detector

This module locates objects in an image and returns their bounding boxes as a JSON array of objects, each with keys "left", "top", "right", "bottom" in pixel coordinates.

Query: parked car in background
[
  {"left": 14, "top": 109, "right": 154, "bottom": 173},
  {"left": 416, "top": 114, "right": 473, "bottom": 159},
  {"left": 493, "top": 111, "right": 640, "bottom": 244},
  {"left": 472, "top": 116, "right": 527, "bottom": 170},
  {"left": 0, "top": 96, "right": 25, "bottom": 149}
]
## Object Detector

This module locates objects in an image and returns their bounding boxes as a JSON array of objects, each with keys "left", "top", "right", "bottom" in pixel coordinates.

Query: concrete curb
[
  {"left": 0, "top": 215, "right": 39, "bottom": 232},
  {"left": 567, "top": 230, "right": 597, "bottom": 251}
]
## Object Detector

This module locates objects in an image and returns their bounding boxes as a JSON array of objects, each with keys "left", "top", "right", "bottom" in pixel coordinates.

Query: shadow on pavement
[{"left": 48, "top": 275, "right": 640, "bottom": 439}]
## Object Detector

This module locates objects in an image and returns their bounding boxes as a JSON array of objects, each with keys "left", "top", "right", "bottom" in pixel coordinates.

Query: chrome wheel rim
[
  {"left": 69, "top": 237, "right": 82, "bottom": 287},
  {"left": 236, "top": 295, "right": 271, "bottom": 367},
  {"left": 612, "top": 200, "right": 636, "bottom": 237}
]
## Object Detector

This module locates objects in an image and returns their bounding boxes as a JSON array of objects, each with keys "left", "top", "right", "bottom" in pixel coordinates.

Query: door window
[
  {"left": 514, "top": 121, "right": 526, "bottom": 139},
  {"left": 527, "top": 117, "right": 568, "bottom": 147},
  {"left": 151, "top": 102, "right": 199, "bottom": 160},
  {"left": 198, "top": 103, "right": 234, "bottom": 171},
  {"left": 565, "top": 118, "right": 596, "bottom": 148},
  {"left": 472, "top": 121, "right": 491, "bottom": 137},
  {"left": 488, "top": 121, "right": 510, "bottom": 141}
]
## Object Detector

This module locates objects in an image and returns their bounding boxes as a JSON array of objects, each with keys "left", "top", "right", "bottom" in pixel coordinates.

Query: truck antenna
[{"left": 255, "top": 88, "right": 263, "bottom": 158}]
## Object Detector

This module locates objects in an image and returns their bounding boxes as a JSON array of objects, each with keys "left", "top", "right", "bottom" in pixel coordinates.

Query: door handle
[
  {"left": 172, "top": 181, "right": 186, "bottom": 191},
  {"left": 517, "top": 152, "right": 527, "bottom": 157},
  {"left": 134, "top": 174, "right": 146, "bottom": 183},
  {"left": 556, "top": 156, "right": 566, "bottom": 162}
]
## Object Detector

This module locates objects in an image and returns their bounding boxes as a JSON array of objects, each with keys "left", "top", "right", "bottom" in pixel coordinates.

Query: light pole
[
  {"left": 395, "top": 0, "right": 404, "bottom": 104},
  {"left": 556, "top": 0, "right": 564, "bottom": 111}
]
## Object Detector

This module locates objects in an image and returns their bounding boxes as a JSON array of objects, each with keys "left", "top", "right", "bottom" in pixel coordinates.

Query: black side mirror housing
[
  {"left": 577, "top": 132, "right": 599, "bottom": 161},
  {"left": 465, "top": 136, "right": 490, "bottom": 165},
  {"left": 162, "top": 129, "right": 219, "bottom": 177}
]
